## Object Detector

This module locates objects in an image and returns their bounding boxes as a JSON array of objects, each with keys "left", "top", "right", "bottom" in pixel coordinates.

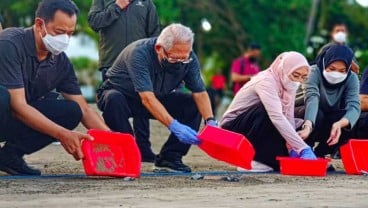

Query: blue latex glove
[
  {"left": 206, "top": 119, "right": 218, "bottom": 127},
  {"left": 300, "top": 147, "right": 317, "bottom": 160},
  {"left": 168, "top": 120, "right": 200, "bottom": 145},
  {"left": 289, "top": 150, "right": 299, "bottom": 158}
]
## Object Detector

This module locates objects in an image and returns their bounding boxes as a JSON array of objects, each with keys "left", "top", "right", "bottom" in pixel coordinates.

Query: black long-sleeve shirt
[{"left": 88, "top": 0, "right": 161, "bottom": 69}]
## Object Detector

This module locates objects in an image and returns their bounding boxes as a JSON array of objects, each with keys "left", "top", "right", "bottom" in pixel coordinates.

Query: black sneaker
[
  {"left": 0, "top": 149, "right": 41, "bottom": 176},
  {"left": 327, "top": 164, "right": 336, "bottom": 172},
  {"left": 141, "top": 153, "right": 156, "bottom": 163},
  {"left": 154, "top": 158, "right": 192, "bottom": 173}
]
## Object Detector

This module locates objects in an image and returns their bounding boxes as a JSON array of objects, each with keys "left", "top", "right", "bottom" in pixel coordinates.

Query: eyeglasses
[{"left": 163, "top": 48, "right": 193, "bottom": 64}]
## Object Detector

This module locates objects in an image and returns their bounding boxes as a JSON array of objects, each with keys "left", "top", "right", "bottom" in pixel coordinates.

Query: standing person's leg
[
  {"left": 133, "top": 118, "right": 155, "bottom": 162},
  {"left": 222, "top": 104, "right": 288, "bottom": 170},
  {"left": 154, "top": 92, "right": 201, "bottom": 172},
  {"left": 0, "top": 88, "right": 83, "bottom": 175}
]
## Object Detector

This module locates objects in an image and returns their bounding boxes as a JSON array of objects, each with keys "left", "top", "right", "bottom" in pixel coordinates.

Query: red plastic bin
[
  {"left": 276, "top": 157, "right": 330, "bottom": 177},
  {"left": 340, "top": 139, "right": 368, "bottom": 175},
  {"left": 197, "top": 125, "right": 255, "bottom": 169},
  {"left": 81, "top": 129, "right": 141, "bottom": 178}
]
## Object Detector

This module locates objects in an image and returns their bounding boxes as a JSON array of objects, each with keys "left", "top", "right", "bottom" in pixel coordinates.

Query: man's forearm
[
  {"left": 193, "top": 91, "right": 214, "bottom": 120},
  {"left": 81, "top": 107, "right": 110, "bottom": 130},
  {"left": 140, "top": 92, "right": 173, "bottom": 127}
]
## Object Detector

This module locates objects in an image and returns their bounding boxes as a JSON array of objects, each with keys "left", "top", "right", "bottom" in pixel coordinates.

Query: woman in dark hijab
[{"left": 296, "top": 45, "right": 360, "bottom": 157}]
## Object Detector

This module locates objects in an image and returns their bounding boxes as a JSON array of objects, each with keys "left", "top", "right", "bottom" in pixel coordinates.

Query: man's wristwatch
[
  {"left": 302, "top": 123, "right": 313, "bottom": 132},
  {"left": 204, "top": 117, "right": 217, "bottom": 125}
]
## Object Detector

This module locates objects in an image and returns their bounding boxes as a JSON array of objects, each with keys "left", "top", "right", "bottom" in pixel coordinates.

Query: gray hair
[{"left": 156, "top": 23, "right": 194, "bottom": 50}]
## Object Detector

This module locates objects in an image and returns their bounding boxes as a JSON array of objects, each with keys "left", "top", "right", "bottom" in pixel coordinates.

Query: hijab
[
  {"left": 267, "top": 52, "right": 310, "bottom": 116},
  {"left": 315, "top": 44, "right": 354, "bottom": 88}
]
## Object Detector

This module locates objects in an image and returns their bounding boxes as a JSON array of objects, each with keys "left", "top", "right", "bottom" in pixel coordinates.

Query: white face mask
[
  {"left": 323, "top": 70, "right": 347, "bottom": 84},
  {"left": 285, "top": 80, "right": 300, "bottom": 90},
  {"left": 40, "top": 23, "right": 70, "bottom": 55},
  {"left": 333, "top": 31, "right": 347, "bottom": 43}
]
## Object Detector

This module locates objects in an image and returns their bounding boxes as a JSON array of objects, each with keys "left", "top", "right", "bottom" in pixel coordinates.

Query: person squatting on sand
[
  {"left": 96, "top": 23, "right": 217, "bottom": 173},
  {"left": 221, "top": 52, "right": 317, "bottom": 172},
  {"left": 0, "top": 0, "right": 110, "bottom": 176}
]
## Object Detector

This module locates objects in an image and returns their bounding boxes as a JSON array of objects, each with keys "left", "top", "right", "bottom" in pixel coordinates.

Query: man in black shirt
[
  {"left": 0, "top": 0, "right": 109, "bottom": 176},
  {"left": 97, "top": 23, "right": 216, "bottom": 172}
]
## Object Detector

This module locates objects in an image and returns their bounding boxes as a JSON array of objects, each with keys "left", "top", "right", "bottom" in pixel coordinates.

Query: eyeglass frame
[{"left": 162, "top": 48, "right": 193, "bottom": 64}]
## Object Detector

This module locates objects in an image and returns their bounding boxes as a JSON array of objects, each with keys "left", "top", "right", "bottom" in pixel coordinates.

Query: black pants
[
  {"left": 222, "top": 104, "right": 288, "bottom": 170},
  {"left": 350, "top": 112, "right": 368, "bottom": 139},
  {"left": 97, "top": 88, "right": 201, "bottom": 161},
  {"left": 100, "top": 68, "right": 152, "bottom": 157},
  {"left": 295, "top": 106, "right": 349, "bottom": 157},
  {"left": 0, "top": 86, "right": 82, "bottom": 156}
]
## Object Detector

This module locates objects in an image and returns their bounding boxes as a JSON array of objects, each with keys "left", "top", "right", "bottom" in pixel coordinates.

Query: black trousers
[
  {"left": 97, "top": 88, "right": 201, "bottom": 161},
  {"left": 295, "top": 106, "right": 350, "bottom": 157},
  {"left": 100, "top": 68, "right": 152, "bottom": 157},
  {"left": 222, "top": 104, "right": 288, "bottom": 170},
  {"left": 350, "top": 112, "right": 368, "bottom": 139},
  {"left": 0, "top": 86, "right": 82, "bottom": 156}
]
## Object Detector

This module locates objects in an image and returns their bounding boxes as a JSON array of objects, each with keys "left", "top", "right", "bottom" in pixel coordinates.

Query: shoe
[
  {"left": 236, "top": 161, "right": 274, "bottom": 173},
  {"left": 141, "top": 154, "right": 156, "bottom": 163},
  {"left": 327, "top": 164, "right": 336, "bottom": 172},
  {"left": 154, "top": 158, "right": 192, "bottom": 173},
  {"left": 0, "top": 148, "right": 41, "bottom": 176}
]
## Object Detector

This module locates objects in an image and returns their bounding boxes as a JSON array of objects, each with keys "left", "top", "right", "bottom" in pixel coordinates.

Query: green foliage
[
  {"left": 70, "top": 57, "right": 99, "bottom": 86},
  {"left": 1, "top": 0, "right": 368, "bottom": 76}
]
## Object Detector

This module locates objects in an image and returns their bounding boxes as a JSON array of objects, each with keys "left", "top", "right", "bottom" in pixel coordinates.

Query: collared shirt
[
  {"left": 0, "top": 27, "right": 81, "bottom": 102},
  {"left": 104, "top": 37, "right": 205, "bottom": 101}
]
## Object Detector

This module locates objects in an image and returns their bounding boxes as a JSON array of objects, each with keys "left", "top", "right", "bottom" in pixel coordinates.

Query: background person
[
  {"left": 88, "top": 0, "right": 161, "bottom": 162},
  {"left": 319, "top": 22, "right": 359, "bottom": 73},
  {"left": 230, "top": 43, "right": 261, "bottom": 95}
]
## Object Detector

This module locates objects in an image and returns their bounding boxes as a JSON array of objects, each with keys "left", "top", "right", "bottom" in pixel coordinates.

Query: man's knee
[
  {"left": 98, "top": 89, "right": 126, "bottom": 111},
  {"left": 63, "top": 100, "right": 83, "bottom": 130}
]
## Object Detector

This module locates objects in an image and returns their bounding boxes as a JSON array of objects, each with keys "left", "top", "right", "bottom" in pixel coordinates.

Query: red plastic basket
[
  {"left": 81, "top": 129, "right": 141, "bottom": 178},
  {"left": 340, "top": 139, "right": 368, "bottom": 175},
  {"left": 276, "top": 157, "right": 330, "bottom": 177},
  {"left": 197, "top": 126, "right": 255, "bottom": 169}
]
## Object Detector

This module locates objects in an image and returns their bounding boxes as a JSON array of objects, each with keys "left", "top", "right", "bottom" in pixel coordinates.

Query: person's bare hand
[
  {"left": 115, "top": 0, "right": 130, "bottom": 9},
  {"left": 57, "top": 129, "right": 94, "bottom": 160},
  {"left": 297, "top": 121, "right": 312, "bottom": 140},
  {"left": 327, "top": 122, "right": 341, "bottom": 146},
  {"left": 297, "top": 127, "right": 311, "bottom": 140}
]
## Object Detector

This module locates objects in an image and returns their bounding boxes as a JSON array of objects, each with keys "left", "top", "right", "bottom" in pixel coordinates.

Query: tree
[{"left": 1, "top": 0, "right": 367, "bottom": 73}]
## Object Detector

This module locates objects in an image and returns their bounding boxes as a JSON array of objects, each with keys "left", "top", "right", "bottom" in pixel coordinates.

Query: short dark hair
[
  {"left": 330, "top": 21, "right": 347, "bottom": 31},
  {"left": 249, "top": 42, "right": 261, "bottom": 50},
  {"left": 35, "top": 0, "right": 79, "bottom": 23}
]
